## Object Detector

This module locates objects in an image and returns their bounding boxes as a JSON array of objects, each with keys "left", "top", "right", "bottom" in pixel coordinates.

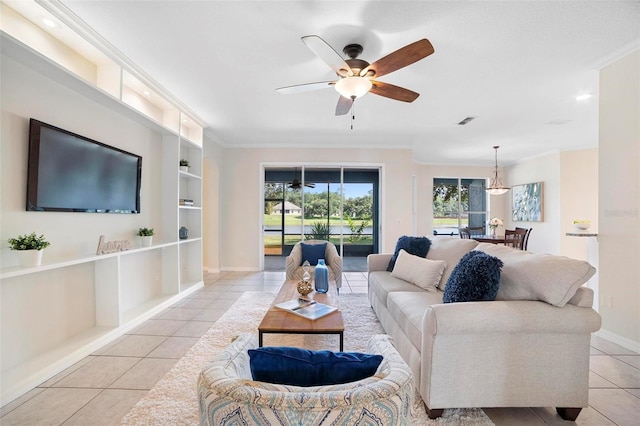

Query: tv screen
[{"left": 27, "top": 119, "right": 142, "bottom": 213}]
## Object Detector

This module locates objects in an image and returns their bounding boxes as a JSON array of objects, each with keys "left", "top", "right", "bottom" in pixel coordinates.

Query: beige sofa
[
  {"left": 367, "top": 237, "right": 602, "bottom": 421},
  {"left": 286, "top": 240, "right": 343, "bottom": 289}
]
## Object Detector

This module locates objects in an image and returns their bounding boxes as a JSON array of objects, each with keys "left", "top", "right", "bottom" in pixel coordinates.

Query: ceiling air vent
[{"left": 458, "top": 116, "right": 476, "bottom": 125}]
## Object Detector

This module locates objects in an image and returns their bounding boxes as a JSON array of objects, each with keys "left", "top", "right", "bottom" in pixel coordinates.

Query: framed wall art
[{"left": 512, "top": 182, "right": 544, "bottom": 222}]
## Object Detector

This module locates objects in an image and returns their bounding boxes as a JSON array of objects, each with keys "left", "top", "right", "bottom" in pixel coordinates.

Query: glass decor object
[
  {"left": 314, "top": 259, "right": 329, "bottom": 293},
  {"left": 302, "top": 260, "right": 311, "bottom": 283}
]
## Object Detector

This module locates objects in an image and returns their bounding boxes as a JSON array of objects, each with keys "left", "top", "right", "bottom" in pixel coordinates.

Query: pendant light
[{"left": 486, "top": 146, "right": 510, "bottom": 195}]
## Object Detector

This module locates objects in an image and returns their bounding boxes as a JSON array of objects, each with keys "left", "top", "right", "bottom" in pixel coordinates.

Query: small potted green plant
[
  {"left": 179, "top": 159, "right": 190, "bottom": 172},
  {"left": 137, "top": 227, "right": 154, "bottom": 247},
  {"left": 8, "top": 232, "right": 51, "bottom": 267}
]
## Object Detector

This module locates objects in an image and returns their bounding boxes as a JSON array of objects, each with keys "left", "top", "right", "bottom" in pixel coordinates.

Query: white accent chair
[{"left": 285, "top": 240, "right": 343, "bottom": 290}]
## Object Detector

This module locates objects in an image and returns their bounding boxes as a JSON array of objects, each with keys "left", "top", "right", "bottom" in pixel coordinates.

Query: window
[{"left": 433, "top": 178, "right": 487, "bottom": 236}]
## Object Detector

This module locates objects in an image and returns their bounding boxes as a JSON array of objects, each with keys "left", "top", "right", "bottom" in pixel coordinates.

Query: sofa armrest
[
  {"left": 423, "top": 300, "right": 601, "bottom": 336},
  {"left": 368, "top": 254, "right": 392, "bottom": 272}
]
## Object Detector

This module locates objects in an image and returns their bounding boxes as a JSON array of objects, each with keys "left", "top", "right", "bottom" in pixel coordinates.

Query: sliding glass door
[{"left": 264, "top": 166, "right": 379, "bottom": 257}]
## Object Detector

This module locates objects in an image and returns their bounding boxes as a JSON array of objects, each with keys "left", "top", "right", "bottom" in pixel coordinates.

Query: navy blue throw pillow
[
  {"left": 387, "top": 236, "right": 432, "bottom": 271},
  {"left": 300, "top": 242, "right": 326, "bottom": 266},
  {"left": 248, "top": 346, "right": 383, "bottom": 387},
  {"left": 443, "top": 251, "right": 503, "bottom": 303}
]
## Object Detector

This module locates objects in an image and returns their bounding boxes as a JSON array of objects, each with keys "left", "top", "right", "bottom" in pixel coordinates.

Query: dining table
[{"left": 471, "top": 235, "right": 506, "bottom": 244}]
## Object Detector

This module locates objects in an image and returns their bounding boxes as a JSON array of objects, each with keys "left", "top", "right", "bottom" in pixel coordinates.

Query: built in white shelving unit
[{"left": 0, "top": 3, "right": 205, "bottom": 405}]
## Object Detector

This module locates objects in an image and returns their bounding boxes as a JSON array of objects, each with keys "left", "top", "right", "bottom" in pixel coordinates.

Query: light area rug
[{"left": 121, "top": 291, "right": 493, "bottom": 425}]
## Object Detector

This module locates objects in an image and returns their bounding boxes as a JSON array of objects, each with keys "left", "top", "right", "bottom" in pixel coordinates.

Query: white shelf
[
  {"left": 0, "top": 242, "right": 178, "bottom": 280},
  {"left": 0, "top": 10, "right": 204, "bottom": 406},
  {"left": 179, "top": 237, "right": 202, "bottom": 245},
  {"left": 179, "top": 170, "right": 202, "bottom": 180}
]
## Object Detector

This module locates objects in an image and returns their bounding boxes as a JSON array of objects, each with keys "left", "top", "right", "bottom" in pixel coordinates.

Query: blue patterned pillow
[
  {"left": 443, "top": 250, "right": 503, "bottom": 303},
  {"left": 300, "top": 242, "right": 326, "bottom": 266},
  {"left": 248, "top": 346, "right": 382, "bottom": 386},
  {"left": 387, "top": 236, "right": 432, "bottom": 271}
]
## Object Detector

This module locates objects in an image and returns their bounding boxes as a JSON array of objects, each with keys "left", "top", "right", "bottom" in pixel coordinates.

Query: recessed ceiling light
[
  {"left": 142, "top": 90, "right": 150, "bottom": 96},
  {"left": 42, "top": 18, "right": 57, "bottom": 28},
  {"left": 576, "top": 94, "right": 593, "bottom": 102},
  {"left": 181, "top": 118, "right": 188, "bottom": 123}
]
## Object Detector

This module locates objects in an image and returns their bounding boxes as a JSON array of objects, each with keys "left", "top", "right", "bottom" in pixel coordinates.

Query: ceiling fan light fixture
[
  {"left": 486, "top": 145, "right": 510, "bottom": 196},
  {"left": 335, "top": 76, "right": 372, "bottom": 99}
]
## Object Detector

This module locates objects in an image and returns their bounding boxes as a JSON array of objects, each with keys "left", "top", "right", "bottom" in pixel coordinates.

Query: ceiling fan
[
  {"left": 276, "top": 35, "right": 434, "bottom": 116},
  {"left": 288, "top": 168, "right": 315, "bottom": 190}
]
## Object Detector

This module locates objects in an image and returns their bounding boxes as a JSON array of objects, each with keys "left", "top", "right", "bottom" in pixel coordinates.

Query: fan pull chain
[{"left": 350, "top": 96, "right": 356, "bottom": 130}]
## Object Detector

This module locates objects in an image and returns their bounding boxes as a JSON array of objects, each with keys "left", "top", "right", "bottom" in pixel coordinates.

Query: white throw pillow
[
  {"left": 427, "top": 237, "right": 479, "bottom": 290},
  {"left": 391, "top": 249, "right": 447, "bottom": 291},
  {"left": 474, "top": 243, "right": 596, "bottom": 307}
]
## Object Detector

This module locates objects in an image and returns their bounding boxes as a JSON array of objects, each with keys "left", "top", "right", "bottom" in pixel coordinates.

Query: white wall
[
  {"left": 206, "top": 147, "right": 417, "bottom": 270},
  {"left": 503, "top": 152, "right": 562, "bottom": 254},
  {"left": 560, "top": 149, "right": 599, "bottom": 260},
  {"left": 598, "top": 50, "right": 640, "bottom": 350},
  {"left": 1, "top": 54, "right": 164, "bottom": 266},
  {"left": 203, "top": 135, "right": 223, "bottom": 272}
]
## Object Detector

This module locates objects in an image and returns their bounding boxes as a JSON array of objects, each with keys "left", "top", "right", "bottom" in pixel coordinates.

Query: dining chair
[
  {"left": 505, "top": 228, "right": 528, "bottom": 250},
  {"left": 516, "top": 227, "right": 533, "bottom": 250},
  {"left": 458, "top": 226, "right": 484, "bottom": 239}
]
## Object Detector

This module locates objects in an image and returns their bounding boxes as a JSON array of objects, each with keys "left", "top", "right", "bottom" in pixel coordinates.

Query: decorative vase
[
  {"left": 314, "top": 259, "right": 329, "bottom": 293},
  {"left": 140, "top": 236, "right": 153, "bottom": 247},
  {"left": 490, "top": 227, "right": 497, "bottom": 237},
  {"left": 17, "top": 249, "right": 44, "bottom": 267},
  {"left": 179, "top": 226, "right": 189, "bottom": 240},
  {"left": 180, "top": 166, "right": 189, "bottom": 173}
]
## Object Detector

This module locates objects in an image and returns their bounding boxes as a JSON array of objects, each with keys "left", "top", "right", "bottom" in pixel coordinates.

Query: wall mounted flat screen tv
[{"left": 27, "top": 119, "right": 142, "bottom": 213}]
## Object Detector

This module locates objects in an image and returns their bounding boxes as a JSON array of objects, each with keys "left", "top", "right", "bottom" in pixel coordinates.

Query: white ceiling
[{"left": 56, "top": 1, "right": 639, "bottom": 166}]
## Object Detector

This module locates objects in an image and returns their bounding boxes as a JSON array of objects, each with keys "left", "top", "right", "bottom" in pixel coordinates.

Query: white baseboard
[
  {"left": 596, "top": 329, "right": 640, "bottom": 353},
  {"left": 220, "top": 266, "right": 262, "bottom": 272}
]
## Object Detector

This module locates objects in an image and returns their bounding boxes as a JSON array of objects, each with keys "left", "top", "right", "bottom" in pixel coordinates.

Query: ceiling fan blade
[
  {"left": 276, "top": 81, "right": 335, "bottom": 94},
  {"left": 304, "top": 183, "right": 316, "bottom": 188},
  {"left": 335, "top": 96, "right": 353, "bottom": 116},
  {"left": 360, "top": 39, "right": 434, "bottom": 78},
  {"left": 302, "top": 35, "right": 353, "bottom": 77},
  {"left": 370, "top": 81, "right": 420, "bottom": 102}
]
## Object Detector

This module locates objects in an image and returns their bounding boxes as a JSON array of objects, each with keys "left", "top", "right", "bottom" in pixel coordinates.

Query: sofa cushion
[
  {"left": 426, "top": 237, "right": 479, "bottom": 290},
  {"left": 387, "top": 236, "right": 432, "bottom": 271},
  {"left": 301, "top": 242, "right": 327, "bottom": 266},
  {"left": 248, "top": 346, "right": 382, "bottom": 386},
  {"left": 391, "top": 249, "right": 447, "bottom": 291},
  {"left": 369, "top": 271, "right": 426, "bottom": 308},
  {"left": 387, "top": 291, "right": 443, "bottom": 351},
  {"left": 475, "top": 243, "right": 596, "bottom": 307},
  {"left": 443, "top": 251, "right": 503, "bottom": 303}
]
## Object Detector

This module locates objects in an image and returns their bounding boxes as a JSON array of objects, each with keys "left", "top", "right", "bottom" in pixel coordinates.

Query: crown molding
[{"left": 36, "top": 0, "right": 206, "bottom": 128}]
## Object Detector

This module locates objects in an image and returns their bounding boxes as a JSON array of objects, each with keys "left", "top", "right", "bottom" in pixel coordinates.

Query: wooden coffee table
[{"left": 258, "top": 280, "right": 344, "bottom": 351}]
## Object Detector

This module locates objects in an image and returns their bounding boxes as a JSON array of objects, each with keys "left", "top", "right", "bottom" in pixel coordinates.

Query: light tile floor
[{"left": 1, "top": 271, "right": 639, "bottom": 425}]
